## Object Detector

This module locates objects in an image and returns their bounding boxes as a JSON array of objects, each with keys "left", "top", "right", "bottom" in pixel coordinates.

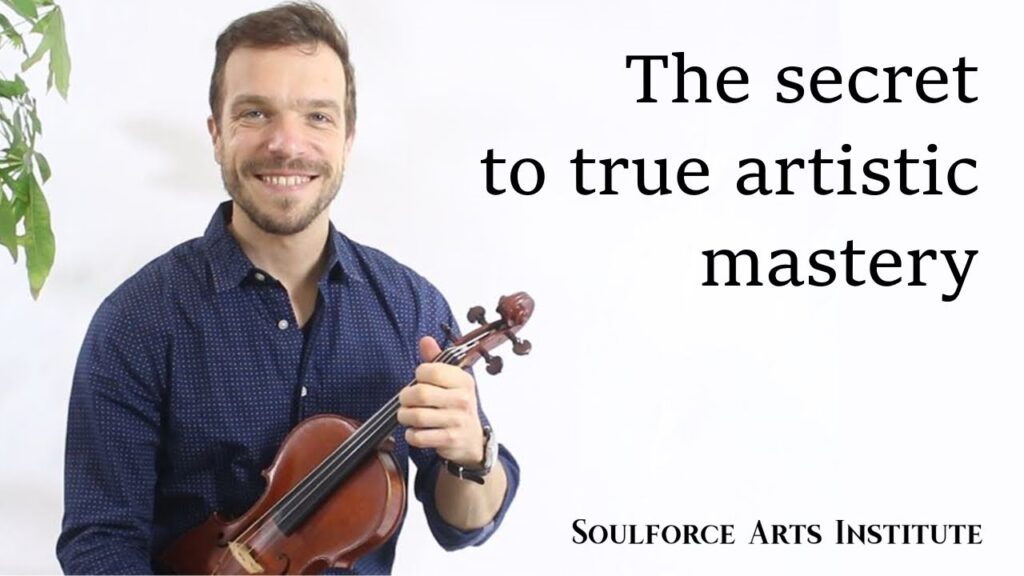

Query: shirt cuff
[{"left": 415, "top": 445, "right": 520, "bottom": 551}]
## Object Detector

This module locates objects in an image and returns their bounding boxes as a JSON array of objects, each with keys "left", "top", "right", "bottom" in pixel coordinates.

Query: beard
[{"left": 221, "top": 153, "right": 343, "bottom": 236}]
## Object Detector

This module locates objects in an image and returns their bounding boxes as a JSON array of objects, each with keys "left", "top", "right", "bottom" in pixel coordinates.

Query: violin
[{"left": 159, "top": 292, "right": 534, "bottom": 574}]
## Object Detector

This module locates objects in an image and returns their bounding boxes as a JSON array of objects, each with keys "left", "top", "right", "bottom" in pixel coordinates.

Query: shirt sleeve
[
  {"left": 56, "top": 297, "right": 165, "bottom": 574},
  {"left": 406, "top": 288, "right": 521, "bottom": 551},
  {"left": 411, "top": 445, "right": 521, "bottom": 550}
]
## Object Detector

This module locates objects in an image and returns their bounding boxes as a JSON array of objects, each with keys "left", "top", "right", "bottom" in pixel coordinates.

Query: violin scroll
[
  {"left": 449, "top": 292, "right": 534, "bottom": 373},
  {"left": 497, "top": 292, "right": 533, "bottom": 328}
]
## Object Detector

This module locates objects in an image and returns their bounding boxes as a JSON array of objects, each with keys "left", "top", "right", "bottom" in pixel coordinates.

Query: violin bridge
[{"left": 228, "top": 541, "right": 265, "bottom": 574}]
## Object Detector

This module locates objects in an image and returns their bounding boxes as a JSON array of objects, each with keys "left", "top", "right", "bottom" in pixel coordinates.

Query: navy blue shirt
[{"left": 57, "top": 202, "right": 519, "bottom": 574}]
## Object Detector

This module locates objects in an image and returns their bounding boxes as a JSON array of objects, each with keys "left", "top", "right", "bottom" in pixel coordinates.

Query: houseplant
[{"left": 0, "top": 0, "right": 69, "bottom": 298}]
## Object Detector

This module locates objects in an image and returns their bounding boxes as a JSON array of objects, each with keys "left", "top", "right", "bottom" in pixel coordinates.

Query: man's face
[{"left": 210, "top": 43, "right": 353, "bottom": 236}]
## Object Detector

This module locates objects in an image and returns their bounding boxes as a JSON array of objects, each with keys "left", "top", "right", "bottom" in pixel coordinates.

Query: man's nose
[{"left": 265, "top": 114, "right": 307, "bottom": 158}]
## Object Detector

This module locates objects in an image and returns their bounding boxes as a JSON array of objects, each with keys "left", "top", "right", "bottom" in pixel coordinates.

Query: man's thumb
[{"left": 419, "top": 336, "right": 443, "bottom": 362}]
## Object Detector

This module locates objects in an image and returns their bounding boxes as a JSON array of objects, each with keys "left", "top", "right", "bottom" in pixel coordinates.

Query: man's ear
[
  {"left": 207, "top": 116, "right": 222, "bottom": 165},
  {"left": 344, "top": 128, "right": 355, "bottom": 157}
]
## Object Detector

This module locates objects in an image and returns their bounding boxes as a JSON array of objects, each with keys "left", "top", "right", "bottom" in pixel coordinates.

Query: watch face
[{"left": 483, "top": 428, "right": 498, "bottom": 469}]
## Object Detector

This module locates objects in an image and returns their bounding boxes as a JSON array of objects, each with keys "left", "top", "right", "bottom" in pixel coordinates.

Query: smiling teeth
[{"left": 261, "top": 175, "right": 312, "bottom": 186}]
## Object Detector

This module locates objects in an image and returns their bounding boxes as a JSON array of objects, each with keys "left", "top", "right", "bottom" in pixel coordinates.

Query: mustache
[{"left": 242, "top": 157, "right": 331, "bottom": 176}]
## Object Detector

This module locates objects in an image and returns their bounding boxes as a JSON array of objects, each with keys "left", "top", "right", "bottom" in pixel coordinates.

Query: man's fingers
[
  {"left": 396, "top": 406, "right": 458, "bottom": 429},
  {"left": 399, "top": 383, "right": 442, "bottom": 408},
  {"left": 404, "top": 426, "right": 457, "bottom": 450},
  {"left": 399, "top": 383, "right": 473, "bottom": 410},
  {"left": 419, "top": 336, "right": 443, "bottom": 363},
  {"left": 416, "top": 335, "right": 477, "bottom": 391},
  {"left": 414, "top": 362, "right": 473, "bottom": 390}
]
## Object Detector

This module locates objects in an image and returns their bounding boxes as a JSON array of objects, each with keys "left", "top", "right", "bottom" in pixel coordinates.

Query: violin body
[
  {"left": 160, "top": 414, "right": 406, "bottom": 575},
  {"left": 160, "top": 292, "right": 533, "bottom": 575}
]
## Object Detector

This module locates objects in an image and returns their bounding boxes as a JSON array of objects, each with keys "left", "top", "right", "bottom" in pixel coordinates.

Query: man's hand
[{"left": 398, "top": 336, "right": 485, "bottom": 466}]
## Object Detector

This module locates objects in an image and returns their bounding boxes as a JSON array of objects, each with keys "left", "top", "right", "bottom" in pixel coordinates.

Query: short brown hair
[{"left": 209, "top": 1, "right": 356, "bottom": 137}]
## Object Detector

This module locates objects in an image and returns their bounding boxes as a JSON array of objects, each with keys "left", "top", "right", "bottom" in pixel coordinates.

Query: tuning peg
[
  {"left": 486, "top": 354, "right": 504, "bottom": 375},
  {"left": 441, "top": 323, "right": 458, "bottom": 345},
  {"left": 505, "top": 330, "right": 532, "bottom": 355},
  {"left": 467, "top": 306, "right": 487, "bottom": 326},
  {"left": 512, "top": 338, "right": 532, "bottom": 356},
  {"left": 479, "top": 349, "right": 503, "bottom": 375}
]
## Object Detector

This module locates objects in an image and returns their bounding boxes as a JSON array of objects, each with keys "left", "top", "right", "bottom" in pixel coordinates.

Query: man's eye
[
  {"left": 241, "top": 110, "right": 265, "bottom": 120},
  {"left": 310, "top": 112, "right": 333, "bottom": 124}
]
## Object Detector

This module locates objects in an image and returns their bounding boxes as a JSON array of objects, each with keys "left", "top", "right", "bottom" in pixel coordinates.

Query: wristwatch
[{"left": 443, "top": 425, "right": 497, "bottom": 485}]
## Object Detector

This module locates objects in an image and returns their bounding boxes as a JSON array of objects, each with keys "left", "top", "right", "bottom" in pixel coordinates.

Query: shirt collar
[
  {"left": 200, "top": 201, "right": 364, "bottom": 293},
  {"left": 325, "top": 218, "right": 365, "bottom": 284}
]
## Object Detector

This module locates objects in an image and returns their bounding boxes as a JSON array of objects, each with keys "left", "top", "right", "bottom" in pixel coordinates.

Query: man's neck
[{"left": 228, "top": 203, "right": 330, "bottom": 293}]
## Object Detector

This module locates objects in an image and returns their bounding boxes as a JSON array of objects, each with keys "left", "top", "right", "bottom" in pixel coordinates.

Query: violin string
[
  {"left": 256, "top": 344, "right": 464, "bottom": 537},
  {"left": 239, "top": 324, "right": 496, "bottom": 548},
  {"left": 269, "top": 344, "right": 467, "bottom": 528},
  {"left": 234, "top": 341, "right": 469, "bottom": 548},
  {"left": 232, "top": 378, "right": 425, "bottom": 548},
  {"left": 273, "top": 327, "right": 497, "bottom": 525},
  {"left": 233, "top": 380, "right": 424, "bottom": 549}
]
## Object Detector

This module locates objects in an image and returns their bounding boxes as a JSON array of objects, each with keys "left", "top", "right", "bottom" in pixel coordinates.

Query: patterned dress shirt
[{"left": 57, "top": 201, "right": 519, "bottom": 574}]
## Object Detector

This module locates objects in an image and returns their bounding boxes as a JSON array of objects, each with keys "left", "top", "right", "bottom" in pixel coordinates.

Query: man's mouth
[{"left": 255, "top": 174, "right": 319, "bottom": 188}]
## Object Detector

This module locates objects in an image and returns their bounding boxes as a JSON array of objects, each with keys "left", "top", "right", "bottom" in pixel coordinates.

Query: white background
[{"left": 1, "top": 1, "right": 1022, "bottom": 574}]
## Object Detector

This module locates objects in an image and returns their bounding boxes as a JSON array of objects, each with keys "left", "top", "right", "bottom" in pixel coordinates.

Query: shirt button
[
  {"left": 254, "top": 272, "right": 266, "bottom": 282},
  {"left": 301, "top": 386, "right": 308, "bottom": 397},
  {"left": 277, "top": 319, "right": 290, "bottom": 330}
]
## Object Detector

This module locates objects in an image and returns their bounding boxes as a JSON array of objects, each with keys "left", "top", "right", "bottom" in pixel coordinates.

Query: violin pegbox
[{"left": 443, "top": 292, "right": 534, "bottom": 375}]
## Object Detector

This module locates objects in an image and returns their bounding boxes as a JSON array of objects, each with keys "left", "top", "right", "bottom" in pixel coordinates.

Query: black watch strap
[
  {"left": 443, "top": 458, "right": 487, "bottom": 485},
  {"left": 442, "top": 425, "right": 495, "bottom": 485}
]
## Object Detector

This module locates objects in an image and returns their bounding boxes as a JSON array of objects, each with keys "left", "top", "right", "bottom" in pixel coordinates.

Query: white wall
[{"left": 1, "top": 1, "right": 1020, "bottom": 573}]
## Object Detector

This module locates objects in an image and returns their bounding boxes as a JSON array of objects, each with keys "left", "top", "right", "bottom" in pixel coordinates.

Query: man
[{"left": 56, "top": 3, "right": 519, "bottom": 573}]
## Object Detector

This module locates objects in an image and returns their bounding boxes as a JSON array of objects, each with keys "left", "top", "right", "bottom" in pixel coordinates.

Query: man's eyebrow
[
  {"left": 227, "top": 95, "right": 340, "bottom": 114},
  {"left": 228, "top": 94, "right": 272, "bottom": 112},
  {"left": 296, "top": 98, "right": 342, "bottom": 114}
]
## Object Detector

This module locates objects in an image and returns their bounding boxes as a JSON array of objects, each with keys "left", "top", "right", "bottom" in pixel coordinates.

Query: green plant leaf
[
  {"left": 0, "top": 76, "right": 28, "bottom": 98},
  {"left": 6, "top": 167, "right": 28, "bottom": 220},
  {"left": 0, "top": 163, "right": 20, "bottom": 192},
  {"left": 28, "top": 101, "right": 41, "bottom": 135},
  {"left": 11, "top": 107, "right": 24, "bottom": 148},
  {"left": 21, "top": 172, "right": 54, "bottom": 298},
  {"left": 49, "top": 8, "right": 70, "bottom": 99},
  {"left": 21, "top": 146, "right": 33, "bottom": 172},
  {"left": 34, "top": 151, "right": 48, "bottom": 181},
  {"left": 20, "top": 9, "right": 52, "bottom": 72},
  {"left": 0, "top": 112, "right": 12, "bottom": 142},
  {"left": 0, "top": 13, "right": 26, "bottom": 55},
  {"left": 0, "top": 191, "right": 17, "bottom": 262},
  {"left": 1, "top": 0, "right": 38, "bottom": 21},
  {"left": 19, "top": 7, "right": 70, "bottom": 99}
]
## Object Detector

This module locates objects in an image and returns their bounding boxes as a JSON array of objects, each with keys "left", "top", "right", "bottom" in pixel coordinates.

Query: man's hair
[{"left": 209, "top": 1, "right": 356, "bottom": 137}]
